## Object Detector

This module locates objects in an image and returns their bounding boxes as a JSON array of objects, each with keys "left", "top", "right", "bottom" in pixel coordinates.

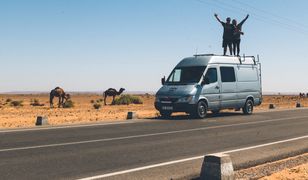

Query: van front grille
[{"left": 160, "top": 97, "right": 178, "bottom": 103}]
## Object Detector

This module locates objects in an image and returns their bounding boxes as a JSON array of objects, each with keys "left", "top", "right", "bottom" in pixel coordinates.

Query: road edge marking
[
  {"left": 77, "top": 134, "right": 308, "bottom": 180},
  {"left": 1, "top": 115, "right": 308, "bottom": 153},
  {"left": 1, "top": 108, "right": 308, "bottom": 133}
]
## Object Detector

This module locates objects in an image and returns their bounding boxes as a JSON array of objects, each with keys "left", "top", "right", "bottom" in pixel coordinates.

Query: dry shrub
[
  {"left": 63, "top": 100, "right": 74, "bottom": 108},
  {"left": 30, "top": 99, "right": 44, "bottom": 106},
  {"left": 93, "top": 103, "right": 102, "bottom": 109},
  {"left": 10, "top": 100, "right": 23, "bottom": 107},
  {"left": 113, "top": 95, "right": 143, "bottom": 105}
]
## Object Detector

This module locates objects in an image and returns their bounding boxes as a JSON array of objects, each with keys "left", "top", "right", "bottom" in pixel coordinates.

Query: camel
[
  {"left": 50, "top": 87, "right": 70, "bottom": 108},
  {"left": 103, "top": 88, "right": 125, "bottom": 105}
]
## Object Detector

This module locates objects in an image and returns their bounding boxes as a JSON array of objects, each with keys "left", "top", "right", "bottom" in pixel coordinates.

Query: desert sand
[
  {"left": 237, "top": 153, "right": 308, "bottom": 179},
  {"left": 1, "top": 93, "right": 308, "bottom": 179},
  {"left": 261, "top": 163, "right": 308, "bottom": 180},
  {"left": 0, "top": 94, "right": 307, "bottom": 129}
]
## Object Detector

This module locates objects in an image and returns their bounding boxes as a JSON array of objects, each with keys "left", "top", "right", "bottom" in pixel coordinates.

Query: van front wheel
[
  {"left": 192, "top": 101, "right": 207, "bottom": 119},
  {"left": 243, "top": 99, "right": 254, "bottom": 115}
]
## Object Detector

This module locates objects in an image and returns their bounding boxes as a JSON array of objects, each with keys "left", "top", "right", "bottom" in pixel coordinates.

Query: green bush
[
  {"left": 63, "top": 100, "right": 74, "bottom": 108},
  {"left": 93, "top": 103, "right": 102, "bottom": 109},
  {"left": 113, "top": 95, "right": 143, "bottom": 105},
  {"left": 10, "top": 100, "right": 23, "bottom": 107},
  {"left": 90, "top": 100, "right": 95, "bottom": 104},
  {"left": 6, "top": 98, "right": 12, "bottom": 103}
]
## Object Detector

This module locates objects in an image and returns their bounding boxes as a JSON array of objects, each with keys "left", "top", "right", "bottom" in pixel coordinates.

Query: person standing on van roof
[
  {"left": 214, "top": 13, "right": 234, "bottom": 56},
  {"left": 232, "top": 14, "right": 249, "bottom": 56}
]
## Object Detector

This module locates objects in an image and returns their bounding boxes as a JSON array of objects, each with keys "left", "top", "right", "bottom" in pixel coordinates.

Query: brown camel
[
  {"left": 50, "top": 87, "right": 70, "bottom": 108},
  {"left": 103, "top": 88, "right": 125, "bottom": 105}
]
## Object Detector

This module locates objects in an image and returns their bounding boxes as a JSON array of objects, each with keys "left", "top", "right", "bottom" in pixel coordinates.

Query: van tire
[
  {"left": 160, "top": 111, "right": 172, "bottom": 118},
  {"left": 243, "top": 99, "right": 254, "bottom": 115},
  {"left": 192, "top": 101, "right": 208, "bottom": 119}
]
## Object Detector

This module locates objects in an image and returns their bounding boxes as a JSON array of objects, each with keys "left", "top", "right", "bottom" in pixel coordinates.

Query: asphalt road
[{"left": 1, "top": 109, "right": 308, "bottom": 180}]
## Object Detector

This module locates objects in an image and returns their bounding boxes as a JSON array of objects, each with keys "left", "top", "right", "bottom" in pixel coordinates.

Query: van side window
[
  {"left": 220, "top": 67, "right": 236, "bottom": 82},
  {"left": 205, "top": 68, "right": 217, "bottom": 83}
]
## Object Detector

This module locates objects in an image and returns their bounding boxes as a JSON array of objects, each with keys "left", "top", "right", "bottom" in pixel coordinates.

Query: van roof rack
[
  {"left": 193, "top": 54, "right": 258, "bottom": 65},
  {"left": 193, "top": 54, "right": 216, "bottom": 57},
  {"left": 241, "top": 54, "right": 256, "bottom": 65}
]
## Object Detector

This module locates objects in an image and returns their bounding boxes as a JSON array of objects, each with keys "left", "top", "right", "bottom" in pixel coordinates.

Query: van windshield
[{"left": 166, "top": 66, "right": 206, "bottom": 85}]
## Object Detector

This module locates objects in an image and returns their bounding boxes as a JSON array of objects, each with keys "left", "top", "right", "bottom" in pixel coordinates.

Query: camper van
[{"left": 155, "top": 54, "right": 262, "bottom": 118}]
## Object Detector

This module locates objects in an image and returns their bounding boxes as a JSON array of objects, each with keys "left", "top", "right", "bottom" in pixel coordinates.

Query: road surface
[{"left": 0, "top": 109, "right": 308, "bottom": 179}]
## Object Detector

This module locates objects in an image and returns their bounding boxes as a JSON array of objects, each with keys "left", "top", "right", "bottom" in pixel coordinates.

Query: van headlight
[{"left": 177, "top": 95, "right": 194, "bottom": 103}]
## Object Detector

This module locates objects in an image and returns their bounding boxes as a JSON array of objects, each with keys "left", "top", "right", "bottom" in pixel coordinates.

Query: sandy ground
[
  {"left": 261, "top": 163, "right": 308, "bottom": 180},
  {"left": 0, "top": 94, "right": 308, "bottom": 178},
  {"left": 0, "top": 94, "right": 308, "bottom": 129},
  {"left": 0, "top": 93, "right": 158, "bottom": 128},
  {"left": 236, "top": 153, "right": 308, "bottom": 180}
]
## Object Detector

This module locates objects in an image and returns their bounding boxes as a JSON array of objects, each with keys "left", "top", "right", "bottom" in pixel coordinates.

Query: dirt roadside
[
  {"left": 1, "top": 94, "right": 308, "bottom": 179},
  {"left": 0, "top": 94, "right": 308, "bottom": 129},
  {"left": 236, "top": 153, "right": 308, "bottom": 179}
]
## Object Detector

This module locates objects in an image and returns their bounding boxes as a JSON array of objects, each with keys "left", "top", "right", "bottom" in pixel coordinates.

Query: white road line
[
  {"left": 0, "top": 120, "right": 138, "bottom": 133},
  {"left": 1, "top": 108, "right": 307, "bottom": 133},
  {"left": 255, "top": 107, "right": 308, "bottom": 114},
  {"left": 78, "top": 134, "right": 308, "bottom": 180},
  {"left": 1, "top": 115, "right": 308, "bottom": 153}
]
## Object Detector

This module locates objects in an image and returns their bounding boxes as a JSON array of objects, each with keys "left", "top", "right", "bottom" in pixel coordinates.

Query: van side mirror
[
  {"left": 201, "top": 76, "right": 210, "bottom": 85},
  {"left": 161, "top": 76, "right": 166, "bottom": 85}
]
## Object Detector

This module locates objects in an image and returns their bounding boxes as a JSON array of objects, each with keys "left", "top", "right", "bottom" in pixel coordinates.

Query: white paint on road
[
  {"left": 0, "top": 120, "right": 138, "bottom": 133},
  {"left": 1, "top": 108, "right": 307, "bottom": 133},
  {"left": 1, "top": 115, "right": 308, "bottom": 153},
  {"left": 78, "top": 134, "right": 308, "bottom": 180}
]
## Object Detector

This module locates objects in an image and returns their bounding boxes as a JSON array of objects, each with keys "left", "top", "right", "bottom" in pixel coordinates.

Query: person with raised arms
[
  {"left": 214, "top": 13, "right": 234, "bottom": 56},
  {"left": 232, "top": 14, "right": 249, "bottom": 56}
]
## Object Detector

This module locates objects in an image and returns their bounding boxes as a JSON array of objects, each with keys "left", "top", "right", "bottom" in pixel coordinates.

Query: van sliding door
[{"left": 220, "top": 66, "right": 238, "bottom": 108}]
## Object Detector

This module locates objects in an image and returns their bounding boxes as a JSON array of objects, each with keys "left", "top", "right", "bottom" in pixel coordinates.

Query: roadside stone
[
  {"left": 296, "top": 102, "right": 302, "bottom": 108},
  {"left": 127, "top": 112, "right": 138, "bottom": 120},
  {"left": 200, "top": 153, "right": 234, "bottom": 180},
  {"left": 35, "top": 116, "right": 49, "bottom": 126},
  {"left": 269, "top": 104, "right": 275, "bottom": 109}
]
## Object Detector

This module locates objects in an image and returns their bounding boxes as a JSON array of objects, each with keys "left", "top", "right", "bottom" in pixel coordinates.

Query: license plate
[
  {"left": 162, "top": 106, "right": 173, "bottom": 110},
  {"left": 161, "top": 101, "right": 172, "bottom": 104}
]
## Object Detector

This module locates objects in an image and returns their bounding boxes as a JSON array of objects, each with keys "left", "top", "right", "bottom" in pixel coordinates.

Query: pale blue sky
[{"left": 1, "top": 0, "right": 308, "bottom": 93}]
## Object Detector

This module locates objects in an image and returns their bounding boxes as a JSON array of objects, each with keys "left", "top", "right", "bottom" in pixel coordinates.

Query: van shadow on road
[{"left": 147, "top": 111, "right": 244, "bottom": 121}]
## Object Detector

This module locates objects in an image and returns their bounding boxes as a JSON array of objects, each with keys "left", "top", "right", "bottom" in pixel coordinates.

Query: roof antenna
[{"left": 195, "top": 47, "right": 199, "bottom": 56}]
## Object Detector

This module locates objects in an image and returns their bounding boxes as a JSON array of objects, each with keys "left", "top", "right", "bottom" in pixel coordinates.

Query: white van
[{"left": 155, "top": 54, "right": 262, "bottom": 118}]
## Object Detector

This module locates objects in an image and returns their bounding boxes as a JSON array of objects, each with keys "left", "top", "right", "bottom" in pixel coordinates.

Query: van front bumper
[{"left": 154, "top": 102, "right": 195, "bottom": 113}]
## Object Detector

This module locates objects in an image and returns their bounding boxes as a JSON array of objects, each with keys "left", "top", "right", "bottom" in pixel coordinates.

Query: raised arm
[
  {"left": 239, "top": 14, "right": 249, "bottom": 26},
  {"left": 214, "top": 13, "right": 223, "bottom": 24}
]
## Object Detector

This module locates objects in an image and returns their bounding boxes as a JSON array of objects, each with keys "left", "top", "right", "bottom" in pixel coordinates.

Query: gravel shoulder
[{"left": 236, "top": 153, "right": 308, "bottom": 179}]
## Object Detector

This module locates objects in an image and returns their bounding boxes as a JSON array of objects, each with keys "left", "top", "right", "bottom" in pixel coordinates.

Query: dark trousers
[
  {"left": 223, "top": 39, "right": 233, "bottom": 55},
  {"left": 233, "top": 39, "right": 241, "bottom": 56}
]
